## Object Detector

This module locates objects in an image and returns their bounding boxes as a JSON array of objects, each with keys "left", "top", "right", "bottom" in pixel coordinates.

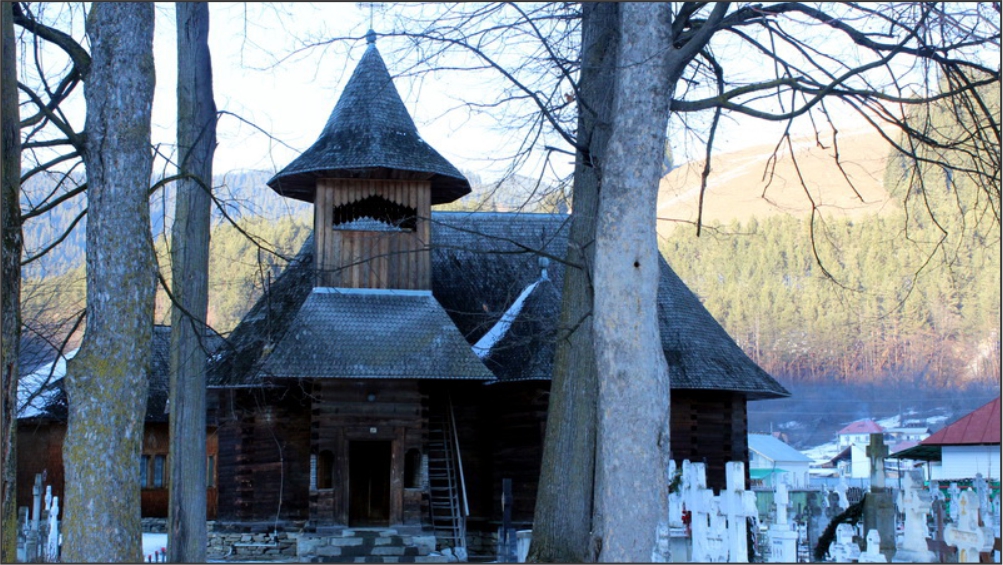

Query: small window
[
  {"left": 317, "top": 450, "right": 334, "bottom": 490},
  {"left": 140, "top": 455, "right": 150, "bottom": 488},
  {"left": 207, "top": 455, "right": 216, "bottom": 488},
  {"left": 404, "top": 449, "right": 422, "bottom": 489},
  {"left": 153, "top": 455, "right": 166, "bottom": 488}
]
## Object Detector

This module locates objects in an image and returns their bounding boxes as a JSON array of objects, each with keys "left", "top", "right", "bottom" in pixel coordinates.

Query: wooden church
[{"left": 205, "top": 30, "right": 789, "bottom": 553}]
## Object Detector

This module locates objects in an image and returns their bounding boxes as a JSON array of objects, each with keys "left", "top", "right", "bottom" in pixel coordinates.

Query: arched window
[
  {"left": 318, "top": 450, "right": 334, "bottom": 490},
  {"left": 404, "top": 449, "right": 422, "bottom": 489}
]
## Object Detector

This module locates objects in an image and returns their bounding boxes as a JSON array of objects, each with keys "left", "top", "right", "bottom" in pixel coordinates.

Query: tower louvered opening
[{"left": 332, "top": 195, "right": 417, "bottom": 232}]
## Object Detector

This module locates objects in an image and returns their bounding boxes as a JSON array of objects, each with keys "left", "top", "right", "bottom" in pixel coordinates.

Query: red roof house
[
  {"left": 836, "top": 419, "right": 885, "bottom": 448},
  {"left": 890, "top": 397, "right": 1001, "bottom": 480},
  {"left": 923, "top": 397, "right": 1001, "bottom": 446}
]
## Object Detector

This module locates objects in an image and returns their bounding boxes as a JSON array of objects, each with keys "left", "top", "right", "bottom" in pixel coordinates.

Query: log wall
[
  {"left": 670, "top": 390, "right": 750, "bottom": 492},
  {"left": 308, "top": 379, "right": 425, "bottom": 526},
  {"left": 214, "top": 387, "right": 312, "bottom": 522}
]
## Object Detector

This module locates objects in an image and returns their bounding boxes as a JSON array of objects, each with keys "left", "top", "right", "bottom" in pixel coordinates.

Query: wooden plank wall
[
  {"left": 17, "top": 420, "right": 220, "bottom": 519},
  {"left": 670, "top": 390, "right": 750, "bottom": 492},
  {"left": 214, "top": 387, "right": 312, "bottom": 522},
  {"left": 314, "top": 179, "right": 432, "bottom": 290},
  {"left": 309, "top": 379, "right": 424, "bottom": 526},
  {"left": 15, "top": 421, "right": 65, "bottom": 513},
  {"left": 482, "top": 383, "right": 550, "bottom": 525},
  {"left": 140, "top": 423, "right": 170, "bottom": 517}
]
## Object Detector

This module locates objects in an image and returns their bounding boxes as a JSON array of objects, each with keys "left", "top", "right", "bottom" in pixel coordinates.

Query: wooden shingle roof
[
  {"left": 432, "top": 212, "right": 788, "bottom": 399},
  {"left": 267, "top": 33, "right": 470, "bottom": 205},
  {"left": 258, "top": 288, "right": 494, "bottom": 381},
  {"left": 211, "top": 211, "right": 788, "bottom": 400}
]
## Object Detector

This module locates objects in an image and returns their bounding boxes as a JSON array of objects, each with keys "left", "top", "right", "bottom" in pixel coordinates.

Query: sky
[
  {"left": 150, "top": 2, "right": 567, "bottom": 183},
  {"left": 22, "top": 2, "right": 983, "bottom": 188}
]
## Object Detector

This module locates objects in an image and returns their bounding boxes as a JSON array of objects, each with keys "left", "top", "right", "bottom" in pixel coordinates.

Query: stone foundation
[{"left": 298, "top": 528, "right": 445, "bottom": 563}]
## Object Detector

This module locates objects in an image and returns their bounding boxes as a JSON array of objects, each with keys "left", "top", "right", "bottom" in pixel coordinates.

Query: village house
[
  {"left": 891, "top": 396, "right": 1001, "bottom": 481},
  {"left": 747, "top": 433, "right": 812, "bottom": 488},
  {"left": 203, "top": 31, "right": 788, "bottom": 557}
]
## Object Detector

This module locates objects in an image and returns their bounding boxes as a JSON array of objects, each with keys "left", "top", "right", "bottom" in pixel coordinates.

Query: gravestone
[
  {"left": 948, "top": 482, "right": 962, "bottom": 522},
  {"left": 944, "top": 489, "right": 992, "bottom": 563},
  {"left": 684, "top": 461, "right": 710, "bottom": 562},
  {"left": 835, "top": 476, "right": 850, "bottom": 510},
  {"left": 704, "top": 495, "right": 729, "bottom": 562},
  {"left": 45, "top": 494, "right": 60, "bottom": 562},
  {"left": 858, "top": 530, "right": 888, "bottom": 563},
  {"left": 767, "top": 477, "right": 798, "bottom": 563},
  {"left": 723, "top": 462, "right": 756, "bottom": 563},
  {"left": 892, "top": 471, "right": 935, "bottom": 562},
  {"left": 804, "top": 490, "right": 825, "bottom": 556},
  {"left": 829, "top": 523, "right": 861, "bottom": 563},
  {"left": 866, "top": 434, "right": 889, "bottom": 490},
  {"left": 666, "top": 460, "right": 691, "bottom": 563},
  {"left": 926, "top": 498, "right": 956, "bottom": 562},
  {"left": 863, "top": 435, "right": 895, "bottom": 562}
]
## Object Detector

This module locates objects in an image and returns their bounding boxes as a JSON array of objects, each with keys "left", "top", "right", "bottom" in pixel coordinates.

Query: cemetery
[{"left": 19, "top": 428, "right": 998, "bottom": 563}]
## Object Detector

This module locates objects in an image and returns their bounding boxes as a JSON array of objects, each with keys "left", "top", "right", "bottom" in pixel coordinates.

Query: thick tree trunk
[
  {"left": 592, "top": 3, "right": 674, "bottom": 562},
  {"left": 61, "top": 4, "right": 156, "bottom": 562},
  {"left": 168, "top": 3, "right": 216, "bottom": 562},
  {"left": 0, "top": 4, "right": 23, "bottom": 561},
  {"left": 527, "top": 4, "right": 618, "bottom": 563}
]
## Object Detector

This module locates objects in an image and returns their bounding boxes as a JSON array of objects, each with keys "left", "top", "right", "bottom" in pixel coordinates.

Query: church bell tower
[{"left": 266, "top": 30, "right": 471, "bottom": 290}]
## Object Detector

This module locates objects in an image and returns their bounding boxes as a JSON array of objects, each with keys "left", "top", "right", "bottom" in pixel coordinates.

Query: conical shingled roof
[{"left": 267, "top": 32, "right": 471, "bottom": 205}]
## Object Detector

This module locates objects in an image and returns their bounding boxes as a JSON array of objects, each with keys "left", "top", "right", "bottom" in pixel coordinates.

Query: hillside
[{"left": 657, "top": 126, "right": 897, "bottom": 236}]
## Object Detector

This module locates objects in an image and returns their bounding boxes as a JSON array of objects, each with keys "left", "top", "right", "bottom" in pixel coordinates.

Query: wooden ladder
[{"left": 427, "top": 394, "right": 467, "bottom": 552}]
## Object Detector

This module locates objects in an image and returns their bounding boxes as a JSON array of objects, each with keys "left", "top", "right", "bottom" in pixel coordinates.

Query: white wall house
[
  {"left": 932, "top": 445, "right": 1001, "bottom": 481},
  {"left": 891, "top": 397, "right": 1001, "bottom": 481},
  {"left": 748, "top": 434, "right": 812, "bottom": 488},
  {"left": 836, "top": 419, "right": 884, "bottom": 449}
]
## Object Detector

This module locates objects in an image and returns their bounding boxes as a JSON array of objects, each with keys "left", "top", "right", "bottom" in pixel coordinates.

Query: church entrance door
[{"left": 348, "top": 440, "right": 392, "bottom": 526}]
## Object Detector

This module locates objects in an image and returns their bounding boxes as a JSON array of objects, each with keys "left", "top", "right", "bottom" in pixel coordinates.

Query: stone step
[{"left": 298, "top": 530, "right": 442, "bottom": 563}]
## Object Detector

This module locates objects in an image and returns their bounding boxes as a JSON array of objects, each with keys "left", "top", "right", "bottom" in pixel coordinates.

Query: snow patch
[
  {"left": 17, "top": 348, "right": 78, "bottom": 419},
  {"left": 472, "top": 281, "right": 540, "bottom": 359}
]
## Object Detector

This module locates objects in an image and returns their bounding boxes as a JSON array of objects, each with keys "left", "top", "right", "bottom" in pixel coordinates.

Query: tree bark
[
  {"left": 1, "top": 4, "right": 23, "bottom": 561},
  {"left": 168, "top": 3, "right": 216, "bottom": 562},
  {"left": 592, "top": 3, "right": 674, "bottom": 561},
  {"left": 61, "top": 4, "right": 156, "bottom": 562},
  {"left": 527, "top": 4, "right": 618, "bottom": 563}
]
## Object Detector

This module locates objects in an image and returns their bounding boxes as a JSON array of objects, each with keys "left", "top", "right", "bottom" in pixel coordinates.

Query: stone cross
[
  {"left": 973, "top": 473, "right": 992, "bottom": 529},
  {"left": 723, "top": 461, "right": 756, "bottom": 563},
  {"left": 944, "top": 489, "right": 988, "bottom": 563},
  {"left": 775, "top": 476, "right": 790, "bottom": 526},
  {"left": 858, "top": 530, "right": 888, "bottom": 563},
  {"left": 835, "top": 475, "right": 850, "bottom": 510},
  {"left": 948, "top": 482, "right": 962, "bottom": 521},
  {"left": 690, "top": 486, "right": 715, "bottom": 562},
  {"left": 45, "top": 495, "right": 59, "bottom": 562},
  {"left": 767, "top": 475, "right": 798, "bottom": 563},
  {"left": 705, "top": 496, "right": 729, "bottom": 563},
  {"left": 866, "top": 434, "right": 888, "bottom": 490},
  {"left": 668, "top": 460, "right": 685, "bottom": 529},
  {"left": 927, "top": 499, "right": 956, "bottom": 562},
  {"left": 893, "top": 471, "right": 935, "bottom": 562},
  {"left": 927, "top": 480, "right": 941, "bottom": 502}
]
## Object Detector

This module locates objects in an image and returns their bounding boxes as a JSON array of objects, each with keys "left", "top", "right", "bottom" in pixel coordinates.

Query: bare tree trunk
[
  {"left": 528, "top": 4, "right": 618, "bottom": 563},
  {"left": 1, "top": 4, "right": 22, "bottom": 561},
  {"left": 61, "top": 4, "right": 156, "bottom": 562},
  {"left": 592, "top": 4, "right": 673, "bottom": 561},
  {"left": 168, "top": 3, "right": 216, "bottom": 562}
]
